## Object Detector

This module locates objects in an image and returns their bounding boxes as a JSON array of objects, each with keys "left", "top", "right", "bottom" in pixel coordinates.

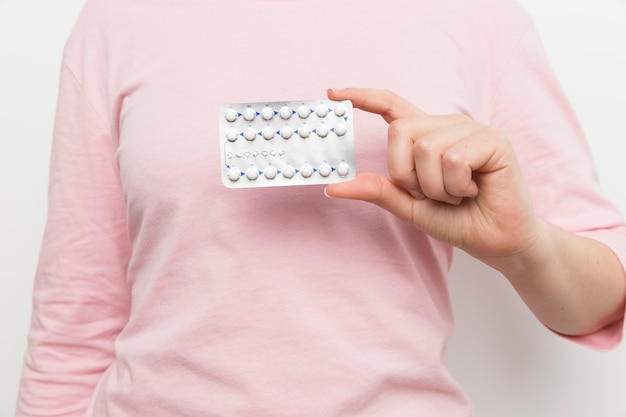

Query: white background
[{"left": 1, "top": 1, "right": 625, "bottom": 416}]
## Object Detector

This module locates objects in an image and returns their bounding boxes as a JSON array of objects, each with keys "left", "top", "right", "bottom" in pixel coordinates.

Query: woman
[{"left": 16, "top": 0, "right": 626, "bottom": 415}]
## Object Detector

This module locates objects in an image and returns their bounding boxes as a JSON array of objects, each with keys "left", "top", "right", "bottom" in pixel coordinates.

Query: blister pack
[{"left": 219, "top": 99, "right": 356, "bottom": 188}]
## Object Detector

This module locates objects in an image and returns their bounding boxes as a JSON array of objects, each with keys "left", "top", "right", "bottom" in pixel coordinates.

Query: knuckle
[
  {"left": 442, "top": 151, "right": 465, "bottom": 169},
  {"left": 492, "top": 127, "right": 511, "bottom": 142},
  {"left": 387, "top": 118, "right": 411, "bottom": 136},
  {"left": 379, "top": 89, "right": 398, "bottom": 115},
  {"left": 486, "top": 126, "right": 513, "bottom": 148},
  {"left": 413, "top": 137, "right": 437, "bottom": 157}
]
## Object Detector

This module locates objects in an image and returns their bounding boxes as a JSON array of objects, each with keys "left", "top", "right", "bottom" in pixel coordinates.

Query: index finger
[{"left": 327, "top": 88, "right": 425, "bottom": 123}]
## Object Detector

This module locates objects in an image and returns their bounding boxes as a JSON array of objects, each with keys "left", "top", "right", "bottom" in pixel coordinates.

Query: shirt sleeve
[
  {"left": 487, "top": 22, "right": 626, "bottom": 351},
  {"left": 15, "top": 63, "right": 132, "bottom": 416}
]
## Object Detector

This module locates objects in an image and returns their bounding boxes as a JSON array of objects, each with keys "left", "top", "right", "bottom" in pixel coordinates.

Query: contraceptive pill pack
[{"left": 219, "top": 99, "right": 356, "bottom": 188}]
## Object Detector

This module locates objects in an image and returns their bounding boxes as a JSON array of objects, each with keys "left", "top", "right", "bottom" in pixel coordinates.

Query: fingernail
[
  {"left": 323, "top": 187, "right": 333, "bottom": 198},
  {"left": 408, "top": 190, "right": 425, "bottom": 200}
]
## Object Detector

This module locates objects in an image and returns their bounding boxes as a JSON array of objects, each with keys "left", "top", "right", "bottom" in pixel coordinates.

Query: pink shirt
[{"left": 17, "top": 0, "right": 626, "bottom": 416}]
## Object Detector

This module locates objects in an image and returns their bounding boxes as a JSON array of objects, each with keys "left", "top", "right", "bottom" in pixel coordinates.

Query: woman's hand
[
  {"left": 325, "top": 87, "right": 546, "bottom": 270},
  {"left": 325, "top": 87, "right": 626, "bottom": 336}
]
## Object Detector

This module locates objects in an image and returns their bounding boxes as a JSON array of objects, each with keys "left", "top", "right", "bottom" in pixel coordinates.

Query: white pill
[
  {"left": 279, "top": 106, "right": 292, "bottom": 120},
  {"left": 334, "top": 124, "right": 347, "bottom": 136},
  {"left": 262, "top": 127, "right": 275, "bottom": 140},
  {"left": 225, "top": 108, "right": 238, "bottom": 122},
  {"left": 246, "top": 166, "right": 259, "bottom": 180},
  {"left": 280, "top": 126, "right": 293, "bottom": 139},
  {"left": 264, "top": 165, "right": 277, "bottom": 180},
  {"left": 244, "top": 128, "right": 257, "bottom": 141},
  {"left": 316, "top": 124, "right": 329, "bottom": 138},
  {"left": 298, "top": 125, "right": 311, "bottom": 139},
  {"left": 282, "top": 164, "right": 295, "bottom": 179},
  {"left": 318, "top": 163, "right": 331, "bottom": 177},
  {"left": 243, "top": 108, "right": 256, "bottom": 121},
  {"left": 300, "top": 163, "right": 313, "bottom": 178},
  {"left": 337, "top": 161, "right": 350, "bottom": 177},
  {"left": 315, "top": 104, "right": 329, "bottom": 118},
  {"left": 228, "top": 167, "right": 241, "bottom": 182},
  {"left": 297, "top": 105, "right": 311, "bottom": 119},
  {"left": 334, "top": 104, "right": 346, "bottom": 117},
  {"left": 226, "top": 128, "right": 239, "bottom": 142},
  {"left": 261, "top": 106, "right": 274, "bottom": 120}
]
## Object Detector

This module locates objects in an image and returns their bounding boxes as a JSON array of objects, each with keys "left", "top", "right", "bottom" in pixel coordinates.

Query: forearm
[
  {"left": 324, "top": 88, "right": 626, "bottom": 338},
  {"left": 495, "top": 220, "right": 626, "bottom": 337}
]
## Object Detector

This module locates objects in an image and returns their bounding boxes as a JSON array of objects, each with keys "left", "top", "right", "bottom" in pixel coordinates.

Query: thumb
[{"left": 325, "top": 173, "right": 418, "bottom": 222}]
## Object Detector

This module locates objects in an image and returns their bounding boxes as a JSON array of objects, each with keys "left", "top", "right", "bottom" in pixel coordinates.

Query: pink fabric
[{"left": 17, "top": 0, "right": 626, "bottom": 416}]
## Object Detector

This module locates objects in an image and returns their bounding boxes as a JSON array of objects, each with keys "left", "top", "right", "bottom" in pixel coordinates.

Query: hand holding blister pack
[{"left": 219, "top": 99, "right": 356, "bottom": 188}]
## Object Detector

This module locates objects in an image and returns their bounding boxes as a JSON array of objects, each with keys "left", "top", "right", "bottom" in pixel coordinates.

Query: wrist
[{"left": 486, "top": 219, "right": 556, "bottom": 283}]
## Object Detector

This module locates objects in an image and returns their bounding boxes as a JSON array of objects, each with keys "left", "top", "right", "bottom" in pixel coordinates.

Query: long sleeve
[
  {"left": 16, "top": 64, "right": 131, "bottom": 417},
  {"left": 486, "top": 21, "right": 626, "bottom": 350}
]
